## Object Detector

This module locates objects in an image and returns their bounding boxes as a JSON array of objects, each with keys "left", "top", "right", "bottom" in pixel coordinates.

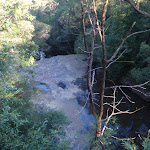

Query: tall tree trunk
[
  {"left": 79, "top": 0, "right": 88, "bottom": 53},
  {"left": 137, "top": 0, "right": 140, "bottom": 9},
  {"left": 79, "top": 0, "right": 96, "bottom": 117},
  {"left": 96, "top": 0, "right": 108, "bottom": 139},
  {"left": 88, "top": 32, "right": 97, "bottom": 117}
]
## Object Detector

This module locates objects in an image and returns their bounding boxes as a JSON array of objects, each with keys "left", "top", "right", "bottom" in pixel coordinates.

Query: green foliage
[
  {"left": 122, "top": 130, "right": 150, "bottom": 150},
  {"left": 130, "top": 67, "right": 150, "bottom": 84},
  {"left": 137, "top": 42, "right": 150, "bottom": 60},
  {"left": 104, "top": 1, "right": 149, "bottom": 81},
  {"left": 74, "top": 0, "right": 150, "bottom": 82},
  {"left": 0, "top": 0, "right": 69, "bottom": 149},
  {"left": 142, "top": 137, "right": 150, "bottom": 150},
  {"left": 74, "top": 34, "right": 84, "bottom": 54},
  {"left": 32, "top": 20, "right": 51, "bottom": 49},
  {"left": 141, "top": 129, "right": 150, "bottom": 150},
  {"left": 21, "top": 55, "right": 35, "bottom": 67},
  {"left": 130, "top": 42, "right": 150, "bottom": 84},
  {"left": 0, "top": 98, "right": 69, "bottom": 149},
  {"left": 29, "top": 0, "right": 150, "bottom": 82},
  {"left": 40, "top": 0, "right": 83, "bottom": 54},
  {"left": 0, "top": 73, "right": 69, "bottom": 149},
  {"left": 1, "top": 0, "right": 150, "bottom": 149},
  {"left": 90, "top": 117, "right": 120, "bottom": 150},
  {"left": 122, "top": 140, "right": 138, "bottom": 150},
  {"left": 0, "top": 0, "right": 39, "bottom": 69}
]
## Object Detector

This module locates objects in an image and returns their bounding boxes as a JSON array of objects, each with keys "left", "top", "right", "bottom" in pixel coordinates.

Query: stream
[
  {"left": 74, "top": 77, "right": 150, "bottom": 147},
  {"left": 35, "top": 83, "right": 50, "bottom": 92},
  {"left": 33, "top": 55, "right": 149, "bottom": 148},
  {"left": 116, "top": 88, "right": 150, "bottom": 139}
]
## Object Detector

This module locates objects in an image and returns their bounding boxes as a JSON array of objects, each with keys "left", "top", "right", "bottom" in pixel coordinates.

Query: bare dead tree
[
  {"left": 92, "top": 0, "right": 138, "bottom": 139},
  {"left": 79, "top": 0, "right": 88, "bottom": 53},
  {"left": 79, "top": 0, "right": 150, "bottom": 142},
  {"left": 96, "top": 0, "right": 108, "bottom": 138},
  {"left": 101, "top": 87, "right": 144, "bottom": 136},
  {"left": 79, "top": 0, "right": 97, "bottom": 117}
]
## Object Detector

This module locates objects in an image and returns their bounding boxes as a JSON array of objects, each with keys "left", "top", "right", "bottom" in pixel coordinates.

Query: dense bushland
[
  {"left": 33, "top": 0, "right": 150, "bottom": 83},
  {"left": 1, "top": 0, "right": 150, "bottom": 149},
  {"left": 0, "top": 0, "right": 68, "bottom": 149}
]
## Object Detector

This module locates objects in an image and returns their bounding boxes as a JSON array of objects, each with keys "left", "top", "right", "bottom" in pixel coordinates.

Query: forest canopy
[
  {"left": 30, "top": 0, "right": 150, "bottom": 83},
  {"left": 0, "top": 0, "right": 150, "bottom": 149}
]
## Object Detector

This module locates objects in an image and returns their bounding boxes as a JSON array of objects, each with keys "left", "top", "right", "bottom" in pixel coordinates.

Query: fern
[{"left": 122, "top": 140, "right": 138, "bottom": 150}]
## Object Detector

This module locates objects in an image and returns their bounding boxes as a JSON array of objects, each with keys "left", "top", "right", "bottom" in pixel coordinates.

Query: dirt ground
[{"left": 25, "top": 54, "right": 94, "bottom": 150}]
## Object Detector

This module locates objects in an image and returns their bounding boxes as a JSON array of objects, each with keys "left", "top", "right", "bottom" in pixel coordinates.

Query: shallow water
[
  {"left": 116, "top": 88, "right": 150, "bottom": 138},
  {"left": 74, "top": 94, "right": 95, "bottom": 132},
  {"left": 74, "top": 77, "right": 150, "bottom": 147},
  {"left": 35, "top": 83, "right": 50, "bottom": 92}
]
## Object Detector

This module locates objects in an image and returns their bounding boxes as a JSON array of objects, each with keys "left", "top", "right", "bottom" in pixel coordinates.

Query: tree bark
[
  {"left": 79, "top": 0, "right": 97, "bottom": 117},
  {"left": 96, "top": 0, "right": 109, "bottom": 139},
  {"left": 88, "top": 30, "right": 97, "bottom": 117}
]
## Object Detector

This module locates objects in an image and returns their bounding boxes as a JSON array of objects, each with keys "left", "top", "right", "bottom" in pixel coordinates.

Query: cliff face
[{"left": 25, "top": 54, "right": 94, "bottom": 150}]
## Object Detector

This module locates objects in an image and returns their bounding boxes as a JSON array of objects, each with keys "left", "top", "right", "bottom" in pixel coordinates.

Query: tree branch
[
  {"left": 127, "top": 29, "right": 150, "bottom": 38},
  {"left": 108, "top": 22, "right": 136, "bottom": 63},
  {"left": 85, "top": 0, "right": 97, "bottom": 118},
  {"left": 106, "top": 49, "right": 127, "bottom": 69},
  {"left": 101, "top": 87, "right": 144, "bottom": 136},
  {"left": 125, "top": 0, "right": 150, "bottom": 19},
  {"left": 106, "top": 80, "right": 150, "bottom": 89},
  {"left": 79, "top": 0, "right": 88, "bottom": 53}
]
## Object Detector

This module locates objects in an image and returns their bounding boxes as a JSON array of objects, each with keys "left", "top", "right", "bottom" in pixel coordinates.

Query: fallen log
[{"left": 129, "top": 87, "right": 150, "bottom": 102}]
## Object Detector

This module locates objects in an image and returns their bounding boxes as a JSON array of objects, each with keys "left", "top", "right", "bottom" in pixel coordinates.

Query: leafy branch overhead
[{"left": 125, "top": 0, "right": 150, "bottom": 19}]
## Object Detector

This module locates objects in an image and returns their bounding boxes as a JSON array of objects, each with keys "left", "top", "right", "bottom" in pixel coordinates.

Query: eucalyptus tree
[{"left": 79, "top": 0, "right": 150, "bottom": 149}]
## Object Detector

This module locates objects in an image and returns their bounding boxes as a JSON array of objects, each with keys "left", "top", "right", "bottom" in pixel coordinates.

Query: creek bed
[{"left": 75, "top": 78, "right": 150, "bottom": 147}]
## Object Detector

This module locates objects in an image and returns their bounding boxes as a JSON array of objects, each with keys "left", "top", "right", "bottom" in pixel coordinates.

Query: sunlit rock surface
[{"left": 26, "top": 54, "right": 95, "bottom": 150}]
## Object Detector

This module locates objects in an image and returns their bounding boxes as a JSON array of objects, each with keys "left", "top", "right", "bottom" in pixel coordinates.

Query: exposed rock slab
[{"left": 26, "top": 54, "right": 93, "bottom": 150}]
